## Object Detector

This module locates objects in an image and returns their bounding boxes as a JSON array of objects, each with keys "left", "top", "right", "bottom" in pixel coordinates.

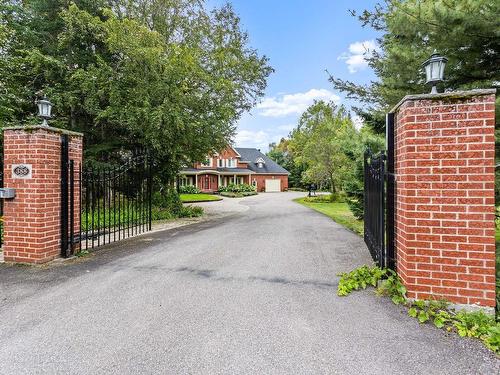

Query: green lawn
[
  {"left": 180, "top": 193, "right": 222, "bottom": 203},
  {"left": 294, "top": 198, "right": 364, "bottom": 236}
]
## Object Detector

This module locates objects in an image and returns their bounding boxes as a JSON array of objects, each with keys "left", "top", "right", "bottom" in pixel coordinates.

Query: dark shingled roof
[{"left": 235, "top": 148, "right": 289, "bottom": 174}]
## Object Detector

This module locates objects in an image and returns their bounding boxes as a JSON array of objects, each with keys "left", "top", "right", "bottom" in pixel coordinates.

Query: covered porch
[{"left": 179, "top": 171, "right": 253, "bottom": 193}]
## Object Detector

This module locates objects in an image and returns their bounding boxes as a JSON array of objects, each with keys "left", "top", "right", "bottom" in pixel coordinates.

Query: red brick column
[
  {"left": 392, "top": 89, "right": 496, "bottom": 309},
  {"left": 2, "top": 126, "right": 83, "bottom": 264}
]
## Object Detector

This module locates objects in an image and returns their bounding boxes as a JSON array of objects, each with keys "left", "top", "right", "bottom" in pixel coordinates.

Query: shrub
[
  {"left": 302, "top": 193, "right": 345, "bottom": 203},
  {"left": 180, "top": 206, "right": 204, "bottom": 217},
  {"left": 179, "top": 185, "right": 200, "bottom": 194},
  {"left": 152, "top": 189, "right": 183, "bottom": 216},
  {"left": 218, "top": 183, "right": 256, "bottom": 193}
]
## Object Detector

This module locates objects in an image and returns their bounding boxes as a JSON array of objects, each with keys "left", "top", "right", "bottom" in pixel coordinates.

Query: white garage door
[{"left": 265, "top": 179, "right": 281, "bottom": 192}]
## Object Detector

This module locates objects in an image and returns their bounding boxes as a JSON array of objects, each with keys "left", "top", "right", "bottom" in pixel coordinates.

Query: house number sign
[{"left": 12, "top": 164, "right": 32, "bottom": 179}]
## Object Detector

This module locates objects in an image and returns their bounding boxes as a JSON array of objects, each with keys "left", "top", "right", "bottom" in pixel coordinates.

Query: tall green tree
[
  {"left": 329, "top": 0, "right": 499, "bottom": 133},
  {"left": 0, "top": 0, "right": 272, "bottom": 184},
  {"left": 267, "top": 139, "right": 305, "bottom": 189},
  {"left": 289, "top": 101, "right": 358, "bottom": 195}
]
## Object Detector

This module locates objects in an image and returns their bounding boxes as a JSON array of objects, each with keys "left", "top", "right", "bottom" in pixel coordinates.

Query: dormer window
[
  {"left": 256, "top": 157, "right": 265, "bottom": 169},
  {"left": 227, "top": 158, "right": 236, "bottom": 168}
]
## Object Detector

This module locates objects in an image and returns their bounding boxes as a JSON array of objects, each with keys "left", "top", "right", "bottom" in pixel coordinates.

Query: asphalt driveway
[{"left": 0, "top": 192, "right": 498, "bottom": 374}]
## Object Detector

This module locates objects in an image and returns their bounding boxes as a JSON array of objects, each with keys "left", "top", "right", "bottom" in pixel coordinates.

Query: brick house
[{"left": 179, "top": 147, "right": 289, "bottom": 192}]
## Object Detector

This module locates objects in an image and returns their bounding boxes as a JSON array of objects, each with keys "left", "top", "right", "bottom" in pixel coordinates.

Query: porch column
[
  {"left": 233, "top": 175, "right": 236, "bottom": 184},
  {"left": 195, "top": 174, "right": 198, "bottom": 188}
]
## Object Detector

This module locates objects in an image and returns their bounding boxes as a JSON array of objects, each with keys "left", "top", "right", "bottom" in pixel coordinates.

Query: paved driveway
[{"left": 0, "top": 192, "right": 498, "bottom": 374}]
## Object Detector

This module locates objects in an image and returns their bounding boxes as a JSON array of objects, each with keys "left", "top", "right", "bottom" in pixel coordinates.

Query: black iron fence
[
  {"left": 363, "top": 113, "right": 396, "bottom": 270},
  {"left": 364, "top": 150, "right": 386, "bottom": 268},
  {"left": 61, "top": 151, "right": 153, "bottom": 257}
]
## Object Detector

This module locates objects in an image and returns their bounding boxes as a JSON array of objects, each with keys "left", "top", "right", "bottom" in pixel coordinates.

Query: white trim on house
[
  {"left": 182, "top": 170, "right": 253, "bottom": 175},
  {"left": 200, "top": 157, "right": 213, "bottom": 167}
]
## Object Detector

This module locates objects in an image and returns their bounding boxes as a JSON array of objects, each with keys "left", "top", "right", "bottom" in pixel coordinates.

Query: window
[
  {"left": 256, "top": 157, "right": 265, "bottom": 169},
  {"left": 227, "top": 158, "right": 236, "bottom": 168},
  {"left": 201, "top": 157, "right": 212, "bottom": 167},
  {"left": 217, "top": 159, "right": 225, "bottom": 168},
  {"left": 179, "top": 177, "right": 193, "bottom": 186}
]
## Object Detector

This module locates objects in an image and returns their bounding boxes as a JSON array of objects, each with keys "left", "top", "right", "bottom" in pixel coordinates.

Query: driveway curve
[{"left": 0, "top": 192, "right": 498, "bottom": 374}]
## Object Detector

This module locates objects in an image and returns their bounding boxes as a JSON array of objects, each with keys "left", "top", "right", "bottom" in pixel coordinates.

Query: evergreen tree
[{"left": 329, "top": 0, "right": 499, "bottom": 133}]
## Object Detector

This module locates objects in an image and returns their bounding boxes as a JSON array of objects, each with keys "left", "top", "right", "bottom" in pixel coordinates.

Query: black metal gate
[
  {"left": 364, "top": 150, "right": 386, "bottom": 268},
  {"left": 363, "top": 113, "right": 396, "bottom": 269},
  {"left": 61, "top": 149, "right": 153, "bottom": 257}
]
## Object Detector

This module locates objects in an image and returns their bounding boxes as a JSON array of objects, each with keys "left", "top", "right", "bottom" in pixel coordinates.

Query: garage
[{"left": 265, "top": 179, "right": 281, "bottom": 192}]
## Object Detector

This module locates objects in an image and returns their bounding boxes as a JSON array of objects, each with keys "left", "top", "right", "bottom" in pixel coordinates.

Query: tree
[
  {"left": 289, "top": 101, "right": 358, "bottom": 195},
  {"left": 267, "top": 139, "right": 305, "bottom": 189},
  {"left": 0, "top": 0, "right": 272, "bottom": 185},
  {"left": 329, "top": 0, "right": 500, "bottom": 134}
]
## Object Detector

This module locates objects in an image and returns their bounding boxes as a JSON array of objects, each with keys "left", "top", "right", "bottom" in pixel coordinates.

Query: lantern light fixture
[
  {"left": 422, "top": 51, "right": 448, "bottom": 94},
  {"left": 36, "top": 96, "right": 53, "bottom": 126}
]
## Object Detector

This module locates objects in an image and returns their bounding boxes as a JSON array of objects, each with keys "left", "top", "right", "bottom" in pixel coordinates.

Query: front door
[{"left": 203, "top": 176, "right": 210, "bottom": 191}]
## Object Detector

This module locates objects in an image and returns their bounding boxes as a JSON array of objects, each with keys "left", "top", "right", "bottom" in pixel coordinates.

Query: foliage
[
  {"left": 288, "top": 101, "right": 357, "bottom": 194},
  {"left": 295, "top": 198, "right": 364, "bottom": 236},
  {"left": 376, "top": 268, "right": 407, "bottom": 305},
  {"left": 339, "top": 265, "right": 500, "bottom": 354},
  {"left": 267, "top": 139, "right": 306, "bottom": 189},
  {"left": 280, "top": 100, "right": 384, "bottom": 219},
  {"left": 302, "top": 193, "right": 345, "bottom": 203},
  {"left": 0, "top": 0, "right": 272, "bottom": 183},
  {"left": 152, "top": 189, "right": 183, "bottom": 216},
  {"left": 343, "top": 128, "right": 384, "bottom": 219},
  {"left": 329, "top": 0, "right": 500, "bottom": 135},
  {"left": 179, "top": 205, "right": 204, "bottom": 218},
  {"left": 179, "top": 185, "right": 200, "bottom": 194},
  {"left": 337, "top": 265, "right": 387, "bottom": 296},
  {"left": 75, "top": 250, "right": 90, "bottom": 258},
  {"left": 218, "top": 183, "right": 256, "bottom": 193}
]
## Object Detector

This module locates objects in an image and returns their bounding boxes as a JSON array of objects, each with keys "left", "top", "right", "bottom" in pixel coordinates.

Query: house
[{"left": 179, "top": 147, "right": 289, "bottom": 192}]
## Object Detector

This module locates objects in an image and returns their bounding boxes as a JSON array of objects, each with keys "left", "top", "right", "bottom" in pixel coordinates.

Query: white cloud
[
  {"left": 338, "top": 40, "right": 378, "bottom": 73},
  {"left": 352, "top": 115, "right": 364, "bottom": 130},
  {"left": 235, "top": 129, "right": 270, "bottom": 150},
  {"left": 256, "top": 89, "right": 340, "bottom": 117}
]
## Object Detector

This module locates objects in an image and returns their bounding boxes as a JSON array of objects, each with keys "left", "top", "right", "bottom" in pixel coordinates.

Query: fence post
[
  {"left": 390, "top": 89, "right": 496, "bottom": 311},
  {"left": 2, "top": 126, "right": 83, "bottom": 264}
]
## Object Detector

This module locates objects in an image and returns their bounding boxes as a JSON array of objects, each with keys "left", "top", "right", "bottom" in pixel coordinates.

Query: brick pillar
[
  {"left": 2, "top": 126, "right": 83, "bottom": 264},
  {"left": 392, "top": 89, "right": 496, "bottom": 309}
]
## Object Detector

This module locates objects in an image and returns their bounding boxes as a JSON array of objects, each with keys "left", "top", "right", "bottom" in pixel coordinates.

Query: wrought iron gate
[
  {"left": 61, "top": 148, "right": 153, "bottom": 257},
  {"left": 363, "top": 113, "right": 395, "bottom": 270},
  {"left": 364, "top": 150, "right": 386, "bottom": 268}
]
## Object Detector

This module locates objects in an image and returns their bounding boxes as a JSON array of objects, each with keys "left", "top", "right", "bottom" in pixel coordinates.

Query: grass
[
  {"left": 180, "top": 193, "right": 222, "bottom": 203},
  {"left": 294, "top": 197, "right": 364, "bottom": 236}
]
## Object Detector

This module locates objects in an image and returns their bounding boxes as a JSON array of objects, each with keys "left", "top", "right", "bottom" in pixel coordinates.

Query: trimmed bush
[
  {"left": 179, "top": 185, "right": 200, "bottom": 194},
  {"left": 218, "top": 183, "right": 256, "bottom": 193}
]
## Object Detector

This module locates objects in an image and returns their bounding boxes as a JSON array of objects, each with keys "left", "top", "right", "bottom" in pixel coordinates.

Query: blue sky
[{"left": 209, "top": 0, "right": 380, "bottom": 151}]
